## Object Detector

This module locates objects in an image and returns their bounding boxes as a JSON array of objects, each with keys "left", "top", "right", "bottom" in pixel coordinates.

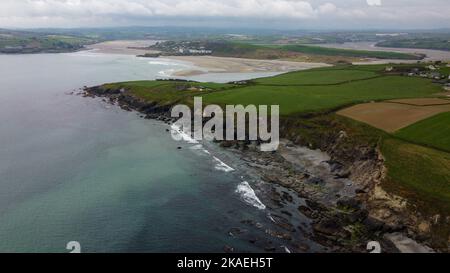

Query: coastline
[{"left": 81, "top": 84, "right": 436, "bottom": 253}]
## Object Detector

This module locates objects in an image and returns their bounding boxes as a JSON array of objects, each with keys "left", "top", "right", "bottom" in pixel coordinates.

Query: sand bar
[{"left": 166, "top": 55, "right": 330, "bottom": 76}]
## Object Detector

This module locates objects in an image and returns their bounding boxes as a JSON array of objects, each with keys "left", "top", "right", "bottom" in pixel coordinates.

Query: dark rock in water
[
  {"left": 305, "top": 199, "right": 326, "bottom": 211},
  {"left": 281, "top": 191, "right": 293, "bottom": 203},
  {"left": 268, "top": 214, "right": 295, "bottom": 232},
  {"left": 166, "top": 129, "right": 170, "bottom": 132},
  {"left": 224, "top": 245, "right": 235, "bottom": 253},
  {"left": 276, "top": 221, "right": 296, "bottom": 232},
  {"left": 313, "top": 219, "right": 340, "bottom": 236},
  {"left": 264, "top": 246, "right": 277, "bottom": 252},
  {"left": 298, "top": 205, "right": 319, "bottom": 219},
  {"left": 266, "top": 229, "right": 293, "bottom": 241},
  {"left": 293, "top": 243, "right": 310, "bottom": 252},
  {"left": 228, "top": 227, "right": 247, "bottom": 237},
  {"left": 281, "top": 210, "right": 293, "bottom": 217},
  {"left": 240, "top": 219, "right": 255, "bottom": 225},
  {"left": 177, "top": 147, "right": 182, "bottom": 150},
  {"left": 313, "top": 218, "right": 351, "bottom": 239},
  {"left": 220, "top": 141, "right": 234, "bottom": 148}
]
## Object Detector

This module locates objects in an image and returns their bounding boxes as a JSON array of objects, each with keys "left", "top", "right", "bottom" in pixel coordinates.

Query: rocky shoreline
[{"left": 81, "top": 85, "right": 437, "bottom": 253}]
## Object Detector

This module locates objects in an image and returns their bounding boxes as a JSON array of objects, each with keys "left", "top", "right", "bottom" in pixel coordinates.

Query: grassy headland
[{"left": 0, "top": 30, "right": 98, "bottom": 54}]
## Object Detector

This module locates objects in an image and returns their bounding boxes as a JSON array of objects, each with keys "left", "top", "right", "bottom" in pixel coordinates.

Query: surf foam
[
  {"left": 171, "top": 124, "right": 199, "bottom": 144},
  {"left": 235, "top": 181, "right": 266, "bottom": 210},
  {"left": 213, "top": 156, "right": 235, "bottom": 172}
]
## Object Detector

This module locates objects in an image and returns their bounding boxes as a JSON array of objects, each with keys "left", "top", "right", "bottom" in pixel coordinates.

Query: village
[
  {"left": 385, "top": 62, "right": 450, "bottom": 90},
  {"left": 149, "top": 40, "right": 213, "bottom": 56}
]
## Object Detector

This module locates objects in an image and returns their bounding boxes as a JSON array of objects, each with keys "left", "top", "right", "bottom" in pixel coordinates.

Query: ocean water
[{"left": 0, "top": 51, "right": 317, "bottom": 253}]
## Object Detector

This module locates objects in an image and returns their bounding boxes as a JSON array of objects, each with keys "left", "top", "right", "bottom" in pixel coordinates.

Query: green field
[
  {"left": 276, "top": 44, "right": 423, "bottom": 60},
  {"left": 203, "top": 73, "right": 441, "bottom": 115},
  {"left": 99, "top": 80, "right": 234, "bottom": 106},
  {"left": 382, "top": 138, "right": 450, "bottom": 212},
  {"left": 254, "top": 68, "right": 379, "bottom": 85},
  {"left": 395, "top": 112, "right": 450, "bottom": 152},
  {"left": 102, "top": 66, "right": 442, "bottom": 116},
  {"left": 214, "top": 42, "right": 422, "bottom": 60},
  {"left": 377, "top": 38, "right": 450, "bottom": 52}
]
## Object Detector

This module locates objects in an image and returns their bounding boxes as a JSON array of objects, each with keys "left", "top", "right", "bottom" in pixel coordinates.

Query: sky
[{"left": 0, "top": 0, "right": 449, "bottom": 30}]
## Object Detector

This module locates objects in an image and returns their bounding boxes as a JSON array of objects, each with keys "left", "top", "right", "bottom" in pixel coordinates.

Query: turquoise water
[{"left": 0, "top": 52, "right": 314, "bottom": 253}]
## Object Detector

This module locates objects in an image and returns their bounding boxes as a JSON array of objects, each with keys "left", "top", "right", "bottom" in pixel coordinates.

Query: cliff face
[{"left": 280, "top": 115, "right": 443, "bottom": 252}]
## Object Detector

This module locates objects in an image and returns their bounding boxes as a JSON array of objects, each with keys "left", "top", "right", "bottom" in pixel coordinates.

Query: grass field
[
  {"left": 102, "top": 66, "right": 442, "bottom": 116},
  {"left": 100, "top": 80, "right": 234, "bottom": 106},
  {"left": 276, "top": 44, "right": 423, "bottom": 60},
  {"left": 203, "top": 74, "right": 441, "bottom": 115},
  {"left": 253, "top": 68, "right": 379, "bottom": 85},
  {"left": 382, "top": 138, "right": 450, "bottom": 213},
  {"left": 395, "top": 112, "right": 450, "bottom": 152}
]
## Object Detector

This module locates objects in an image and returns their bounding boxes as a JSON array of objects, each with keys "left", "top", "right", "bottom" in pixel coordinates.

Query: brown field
[
  {"left": 387, "top": 98, "right": 450, "bottom": 106},
  {"left": 338, "top": 100, "right": 450, "bottom": 132}
]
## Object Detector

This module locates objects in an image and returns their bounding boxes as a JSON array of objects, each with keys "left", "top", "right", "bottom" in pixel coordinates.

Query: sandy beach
[
  {"left": 166, "top": 56, "right": 329, "bottom": 76},
  {"left": 316, "top": 42, "right": 450, "bottom": 63},
  {"left": 85, "top": 40, "right": 330, "bottom": 76}
]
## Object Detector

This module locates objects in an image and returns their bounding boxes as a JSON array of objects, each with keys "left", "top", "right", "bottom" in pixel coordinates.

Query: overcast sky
[{"left": 1, "top": 0, "right": 449, "bottom": 29}]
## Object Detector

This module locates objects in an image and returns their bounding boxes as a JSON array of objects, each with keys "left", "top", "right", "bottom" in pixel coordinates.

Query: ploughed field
[
  {"left": 95, "top": 64, "right": 450, "bottom": 234},
  {"left": 337, "top": 99, "right": 450, "bottom": 133}
]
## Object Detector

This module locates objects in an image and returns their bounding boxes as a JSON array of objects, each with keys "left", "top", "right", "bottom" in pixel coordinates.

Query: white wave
[
  {"left": 190, "top": 144, "right": 212, "bottom": 155},
  {"left": 190, "top": 144, "right": 204, "bottom": 150},
  {"left": 170, "top": 124, "right": 199, "bottom": 144},
  {"left": 213, "top": 156, "right": 234, "bottom": 172},
  {"left": 158, "top": 68, "right": 180, "bottom": 77},
  {"left": 235, "top": 181, "right": 266, "bottom": 210},
  {"left": 148, "top": 60, "right": 177, "bottom": 66},
  {"left": 283, "top": 246, "right": 292, "bottom": 253}
]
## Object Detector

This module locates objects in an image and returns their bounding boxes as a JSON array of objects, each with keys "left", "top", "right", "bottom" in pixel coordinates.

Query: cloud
[
  {"left": 366, "top": 0, "right": 382, "bottom": 7},
  {"left": 0, "top": 0, "right": 449, "bottom": 29}
]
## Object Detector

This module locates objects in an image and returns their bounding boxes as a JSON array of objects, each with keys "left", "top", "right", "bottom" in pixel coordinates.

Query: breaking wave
[
  {"left": 235, "top": 181, "right": 266, "bottom": 210},
  {"left": 213, "top": 156, "right": 235, "bottom": 172},
  {"left": 170, "top": 124, "right": 199, "bottom": 144}
]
